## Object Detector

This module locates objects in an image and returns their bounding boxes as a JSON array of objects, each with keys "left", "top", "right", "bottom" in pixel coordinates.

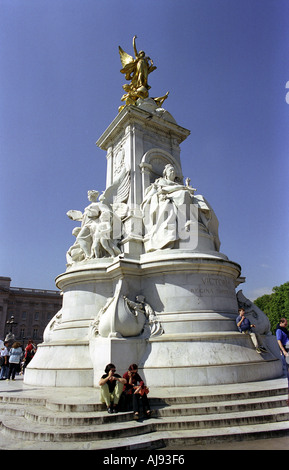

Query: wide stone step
[
  {"left": 24, "top": 406, "right": 134, "bottom": 426},
  {"left": 0, "top": 396, "right": 45, "bottom": 406},
  {"left": 0, "top": 403, "right": 26, "bottom": 417},
  {"left": 1, "top": 405, "right": 288, "bottom": 443},
  {"left": 43, "top": 382, "right": 288, "bottom": 412},
  {"left": 0, "top": 415, "right": 154, "bottom": 442},
  {"left": 153, "top": 407, "right": 289, "bottom": 431},
  {"left": 0, "top": 379, "right": 287, "bottom": 449},
  {"left": 21, "top": 393, "right": 288, "bottom": 426},
  {"left": 150, "top": 385, "right": 288, "bottom": 407},
  {"left": 156, "top": 394, "right": 289, "bottom": 417},
  {"left": 45, "top": 400, "right": 104, "bottom": 412},
  {"left": 162, "top": 420, "right": 289, "bottom": 450},
  {"left": 0, "top": 420, "right": 289, "bottom": 450}
]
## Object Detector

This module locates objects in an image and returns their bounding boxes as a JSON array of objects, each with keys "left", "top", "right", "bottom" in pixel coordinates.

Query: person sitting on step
[
  {"left": 99, "top": 363, "right": 127, "bottom": 413},
  {"left": 236, "top": 308, "right": 268, "bottom": 354},
  {"left": 122, "top": 363, "right": 151, "bottom": 420}
]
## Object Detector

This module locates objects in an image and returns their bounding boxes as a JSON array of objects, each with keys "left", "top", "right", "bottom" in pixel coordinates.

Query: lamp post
[{"left": 5, "top": 316, "right": 18, "bottom": 343}]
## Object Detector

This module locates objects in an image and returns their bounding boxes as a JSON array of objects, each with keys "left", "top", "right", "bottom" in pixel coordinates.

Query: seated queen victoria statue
[{"left": 141, "top": 164, "right": 220, "bottom": 253}]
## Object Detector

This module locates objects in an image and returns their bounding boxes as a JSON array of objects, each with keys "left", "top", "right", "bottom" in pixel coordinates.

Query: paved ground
[{"left": 166, "top": 435, "right": 289, "bottom": 450}]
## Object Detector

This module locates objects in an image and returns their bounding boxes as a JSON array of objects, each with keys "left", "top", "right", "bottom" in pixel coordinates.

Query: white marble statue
[
  {"left": 66, "top": 190, "right": 121, "bottom": 263},
  {"left": 141, "top": 164, "right": 220, "bottom": 252},
  {"left": 66, "top": 227, "right": 85, "bottom": 265}
]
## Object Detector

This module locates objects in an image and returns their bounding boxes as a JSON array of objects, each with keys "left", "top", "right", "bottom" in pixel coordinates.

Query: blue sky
[{"left": 1, "top": 0, "right": 288, "bottom": 301}]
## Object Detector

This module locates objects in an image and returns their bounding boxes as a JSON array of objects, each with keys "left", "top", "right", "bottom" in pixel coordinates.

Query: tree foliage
[{"left": 254, "top": 282, "right": 289, "bottom": 333}]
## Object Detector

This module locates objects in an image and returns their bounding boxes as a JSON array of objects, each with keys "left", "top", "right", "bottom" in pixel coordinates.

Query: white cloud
[{"left": 247, "top": 286, "right": 273, "bottom": 300}]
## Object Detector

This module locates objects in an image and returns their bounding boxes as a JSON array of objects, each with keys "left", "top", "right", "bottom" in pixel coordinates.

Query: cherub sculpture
[
  {"left": 66, "top": 190, "right": 121, "bottom": 262},
  {"left": 118, "top": 36, "right": 169, "bottom": 111}
]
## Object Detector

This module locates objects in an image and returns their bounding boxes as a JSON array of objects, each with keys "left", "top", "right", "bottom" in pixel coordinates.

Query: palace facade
[{"left": 0, "top": 277, "right": 62, "bottom": 346}]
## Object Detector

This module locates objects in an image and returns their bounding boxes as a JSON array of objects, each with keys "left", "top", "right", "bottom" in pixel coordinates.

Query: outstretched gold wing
[
  {"left": 119, "top": 46, "right": 137, "bottom": 81},
  {"left": 118, "top": 46, "right": 134, "bottom": 68}
]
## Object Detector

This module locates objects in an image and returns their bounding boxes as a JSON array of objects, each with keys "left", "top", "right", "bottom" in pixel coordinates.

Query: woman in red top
[
  {"left": 123, "top": 364, "right": 151, "bottom": 420},
  {"left": 23, "top": 340, "right": 36, "bottom": 371}
]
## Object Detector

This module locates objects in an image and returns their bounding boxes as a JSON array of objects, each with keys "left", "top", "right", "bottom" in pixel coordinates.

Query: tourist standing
[
  {"left": 0, "top": 341, "right": 10, "bottom": 380},
  {"left": 23, "top": 339, "right": 36, "bottom": 371},
  {"left": 7, "top": 342, "right": 23, "bottom": 380},
  {"left": 276, "top": 318, "right": 289, "bottom": 379}
]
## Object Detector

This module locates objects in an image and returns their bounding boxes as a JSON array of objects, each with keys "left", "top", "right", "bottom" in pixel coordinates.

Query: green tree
[{"left": 254, "top": 282, "right": 289, "bottom": 333}]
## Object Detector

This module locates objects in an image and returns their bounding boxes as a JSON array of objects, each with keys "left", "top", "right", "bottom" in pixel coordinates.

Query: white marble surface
[{"left": 24, "top": 103, "right": 283, "bottom": 388}]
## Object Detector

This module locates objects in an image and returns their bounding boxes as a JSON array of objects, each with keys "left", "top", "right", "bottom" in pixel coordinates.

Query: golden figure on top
[{"left": 118, "top": 36, "right": 169, "bottom": 112}]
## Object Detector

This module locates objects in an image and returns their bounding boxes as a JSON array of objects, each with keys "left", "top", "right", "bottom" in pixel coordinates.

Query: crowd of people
[{"left": 0, "top": 339, "right": 36, "bottom": 380}]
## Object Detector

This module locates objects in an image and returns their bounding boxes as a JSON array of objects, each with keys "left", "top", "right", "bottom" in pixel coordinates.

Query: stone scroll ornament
[
  {"left": 123, "top": 295, "right": 163, "bottom": 338},
  {"left": 89, "top": 280, "right": 163, "bottom": 339},
  {"left": 43, "top": 310, "right": 63, "bottom": 343}
]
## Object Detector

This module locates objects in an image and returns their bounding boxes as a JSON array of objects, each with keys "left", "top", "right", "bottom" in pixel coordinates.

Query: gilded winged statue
[{"left": 118, "top": 36, "right": 169, "bottom": 112}]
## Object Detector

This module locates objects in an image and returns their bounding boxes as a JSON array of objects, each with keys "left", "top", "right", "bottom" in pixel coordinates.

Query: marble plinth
[{"left": 24, "top": 252, "right": 282, "bottom": 387}]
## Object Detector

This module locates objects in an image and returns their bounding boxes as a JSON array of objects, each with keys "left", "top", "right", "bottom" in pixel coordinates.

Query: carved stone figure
[
  {"left": 91, "top": 210, "right": 121, "bottom": 258},
  {"left": 141, "top": 164, "right": 195, "bottom": 251},
  {"left": 66, "top": 227, "right": 85, "bottom": 266},
  {"left": 66, "top": 190, "right": 121, "bottom": 262},
  {"left": 141, "top": 164, "right": 220, "bottom": 252},
  {"left": 124, "top": 295, "right": 163, "bottom": 338}
]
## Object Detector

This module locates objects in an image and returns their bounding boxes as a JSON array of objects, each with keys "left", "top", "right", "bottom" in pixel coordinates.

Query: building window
[{"left": 21, "top": 311, "right": 26, "bottom": 320}]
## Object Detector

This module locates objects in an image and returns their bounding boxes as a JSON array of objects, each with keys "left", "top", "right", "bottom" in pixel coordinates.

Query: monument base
[{"left": 24, "top": 253, "right": 283, "bottom": 387}]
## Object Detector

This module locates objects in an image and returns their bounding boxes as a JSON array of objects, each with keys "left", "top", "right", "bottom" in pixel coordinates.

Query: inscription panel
[
  {"left": 145, "top": 272, "right": 238, "bottom": 313},
  {"left": 190, "top": 275, "right": 234, "bottom": 298}
]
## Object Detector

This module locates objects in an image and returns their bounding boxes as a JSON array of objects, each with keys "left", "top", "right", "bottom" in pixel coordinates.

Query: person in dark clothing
[
  {"left": 276, "top": 318, "right": 289, "bottom": 379},
  {"left": 123, "top": 363, "right": 151, "bottom": 420},
  {"left": 236, "top": 308, "right": 267, "bottom": 353},
  {"left": 0, "top": 341, "right": 10, "bottom": 380},
  {"left": 23, "top": 339, "right": 36, "bottom": 371},
  {"left": 99, "top": 363, "right": 126, "bottom": 413}
]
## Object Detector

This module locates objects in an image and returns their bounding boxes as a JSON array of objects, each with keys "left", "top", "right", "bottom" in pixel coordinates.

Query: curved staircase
[{"left": 0, "top": 378, "right": 288, "bottom": 450}]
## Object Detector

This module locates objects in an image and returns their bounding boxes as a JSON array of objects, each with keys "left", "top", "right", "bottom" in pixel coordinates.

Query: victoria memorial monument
[{"left": 24, "top": 37, "right": 282, "bottom": 388}]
